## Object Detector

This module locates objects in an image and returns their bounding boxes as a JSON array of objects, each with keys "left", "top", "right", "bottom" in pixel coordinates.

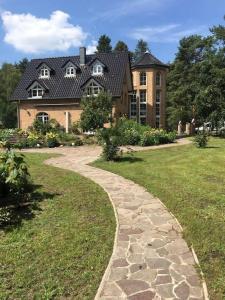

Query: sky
[{"left": 0, "top": 0, "right": 224, "bottom": 65}]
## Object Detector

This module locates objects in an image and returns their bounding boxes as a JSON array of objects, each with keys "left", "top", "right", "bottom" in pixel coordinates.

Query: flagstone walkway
[{"left": 23, "top": 139, "right": 206, "bottom": 300}]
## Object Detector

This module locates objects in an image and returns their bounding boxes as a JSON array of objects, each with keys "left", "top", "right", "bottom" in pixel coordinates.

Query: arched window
[
  {"left": 140, "top": 72, "right": 146, "bottom": 85},
  {"left": 36, "top": 112, "right": 49, "bottom": 124},
  {"left": 85, "top": 81, "right": 103, "bottom": 96},
  {"left": 156, "top": 72, "right": 161, "bottom": 86},
  {"left": 29, "top": 83, "right": 44, "bottom": 98}
]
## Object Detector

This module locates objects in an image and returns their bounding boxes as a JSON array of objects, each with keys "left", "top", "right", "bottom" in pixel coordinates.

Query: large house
[{"left": 11, "top": 47, "right": 168, "bottom": 131}]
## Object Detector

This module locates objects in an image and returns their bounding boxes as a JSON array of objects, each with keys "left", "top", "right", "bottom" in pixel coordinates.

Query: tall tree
[
  {"left": 167, "top": 27, "right": 225, "bottom": 130},
  {"left": 134, "top": 39, "right": 150, "bottom": 61},
  {"left": 114, "top": 41, "right": 128, "bottom": 52},
  {"left": 15, "top": 58, "right": 29, "bottom": 73},
  {"left": 96, "top": 35, "right": 112, "bottom": 53},
  {"left": 0, "top": 63, "right": 21, "bottom": 128}
]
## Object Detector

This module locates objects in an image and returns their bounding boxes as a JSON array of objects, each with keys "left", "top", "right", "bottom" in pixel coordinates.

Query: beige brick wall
[
  {"left": 18, "top": 94, "right": 130, "bottom": 130},
  {"left": 132, "top": 68, "right": 167, "bottom": 128},
  {"left": 18, "top": 99, "right": 82, "bottom": 130}
]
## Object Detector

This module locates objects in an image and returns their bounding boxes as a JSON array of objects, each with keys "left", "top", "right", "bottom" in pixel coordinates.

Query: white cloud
[
  {"left": 86, "top": 40, "right": 97, "bottom": 54},
  {"left": 130, "top": 24, "right": 208, "bottom": 43},
  {"left": 1, "top": 10, "right": 88, "bottom": 54}
]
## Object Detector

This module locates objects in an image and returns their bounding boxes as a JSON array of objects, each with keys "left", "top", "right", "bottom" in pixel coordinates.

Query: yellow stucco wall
[{"left": 132, "top": 67, "right": 167, "bottom": 128}]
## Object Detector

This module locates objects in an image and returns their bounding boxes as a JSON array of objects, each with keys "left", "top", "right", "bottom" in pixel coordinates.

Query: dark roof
[
  {"left": 132, "top": 52, "right": 168, "bottom": 69},
  {"left": 11, "top": 52, "right": 131, "bottom": 101}
]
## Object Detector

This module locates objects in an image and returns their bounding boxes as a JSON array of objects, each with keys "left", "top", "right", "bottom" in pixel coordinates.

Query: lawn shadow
[
  {"left": 117, "top": 156, "right": 144, "bottom": 163},
  {"left": 0, "top": 184, "right": 60, "bottom": 232},
  {"left": 205, "top": 146, "right": 221, "bottom": 149}
]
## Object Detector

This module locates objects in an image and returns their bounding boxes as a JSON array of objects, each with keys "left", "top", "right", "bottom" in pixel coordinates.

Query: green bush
[
  {"left": 71, "top": 122, "right": 81, "bottom": 135},
  {"left": 99, "top": 128, "right": 121, "bottom": 161},
  {"left": 115, "top": 118, "right": 176, "bottom": 146},
  {"left": 46, "top": 132, "right": 59, "bottom": 148},
  {"left": 71, "top": 136, "right": 83, "bottom": 146},
  {"left": 194, "top": 132, "right": 209, "bottom": 148},
  {"left": 0, "top": 150, "right": 31, "bottom": 200}
]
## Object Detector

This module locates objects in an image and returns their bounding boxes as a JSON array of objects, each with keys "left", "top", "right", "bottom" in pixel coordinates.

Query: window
[
  {"left": 140, "top": 72, "right": 146, "bottom": 85},
  {"left": 156, "top": 116, "right": 160, "bottom": 128},
  {"left": 40, "top": 67, "right": 50, "bottom": 79},
  {"left": 92, "top": 64, "right": 103, "bottom": 75},
  {"left": 156, "top": 90, "right": 161, "bottom": 103},
  {"left": 29, "top": 84, "right": 44, "bottom": 98},
  {"left": 156, "top": 72, "right": 161, "bottom": 86},
  {"left": 65, "top": 63, "right": 76, "bottom": 77},
  {"left": 36, "top": 112, "right": 49, "bottom": 124},
  {"left": 156, "top": 89, "right": 161, "bottom": 128},
  {"left": 130, "top": 91, "right": 137, "bottom": 120},
  {"left": 139, "top": 90, "right": 147, "bottom": 124},
  {"left": 85, "top": 81, "right": 102, "bottom": 96}
]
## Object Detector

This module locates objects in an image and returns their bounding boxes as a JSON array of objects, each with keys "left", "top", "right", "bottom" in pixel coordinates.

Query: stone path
[{"left": 23, "top": 139, "right": 205, "bottom": 300}]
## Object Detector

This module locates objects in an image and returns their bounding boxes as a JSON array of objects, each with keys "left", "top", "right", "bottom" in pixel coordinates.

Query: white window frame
[
  {"left": 85, "top": 80, "right": 103, "bottom": 96},
  {"left": 130, "top": 91, "right": 137, "bottom": 120},
  {"left": 65, "top": 62, "right": 76, "bottom": 77},
  {"left": 28, "top": 82, "right": 44, "bottom": 99},
  {"left": 156, "top": 72, "right": 161, "bottom": 86},
  {"left": 140, "top": 72, "right": 147, "bottom": 86},
  {"left": 92, "top": 61, "right": 104, "bottom": 76},
  {"left": 139, "top": 90, "right": 147, "bottom": 124},
  {"left": 39, "top": 64, "right": 50, "bottom": 79},
  {"left": 36, "top": 112, "right": 49, "bottom": 124}
]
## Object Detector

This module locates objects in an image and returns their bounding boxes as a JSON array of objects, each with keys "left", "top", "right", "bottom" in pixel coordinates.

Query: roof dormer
[
  {"left": 38, "top": 63, "right": 51, "bottom": 79},
  {"left": 89, "top": 59, "right": 106, "bottom": 76},
  {"left": 64, "top": 61, "right": 77, "bottom": 78}
]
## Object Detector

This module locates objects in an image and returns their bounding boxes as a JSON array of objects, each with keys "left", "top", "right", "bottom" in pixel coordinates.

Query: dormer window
[
  {"left": 66, "top": 66, "right": 75, "bottom": 77},
  {"left": 92, "top": 61, "right": 104, "bottom": 75},
  {"left": 65, "top": 62, "right": 76, "bottom": 77},
  {"left": 84, "top": 80, "right": 103, "bottom": 96},
  {"left": 39, "top": 65, "right": 50, "bottom": 79},
  {"left": 27, "top": 81, "right": 45, "bottom": 99}
]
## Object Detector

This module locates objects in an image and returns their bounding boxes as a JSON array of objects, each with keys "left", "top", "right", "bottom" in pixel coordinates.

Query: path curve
[{"left": 24, "top": 139, "right": 205, "bottom": 300}]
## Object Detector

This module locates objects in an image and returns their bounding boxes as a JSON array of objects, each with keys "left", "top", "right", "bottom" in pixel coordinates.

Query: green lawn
[
  {"left": 93, "top": 138, "right": 225, "bottom": 300},
  {"left": 0, "top": 153, "right": 115, "bottom": 300}
]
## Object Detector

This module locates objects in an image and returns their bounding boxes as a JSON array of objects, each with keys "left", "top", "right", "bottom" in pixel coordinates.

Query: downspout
[{"left": 17, "top": 101, "right": 20, "bottom": 129}]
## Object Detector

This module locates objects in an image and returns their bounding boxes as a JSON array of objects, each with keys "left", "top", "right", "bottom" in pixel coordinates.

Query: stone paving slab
[{"left": 22, "top": 139, "right": 205, "bottom": 300}]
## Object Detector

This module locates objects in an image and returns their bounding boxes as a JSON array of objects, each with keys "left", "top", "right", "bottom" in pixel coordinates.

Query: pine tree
[
  {"left": 134, "top": 39, "right": 150, "bottom": 61},
  {"left": 96, "top": 35, "right": 112, "bottom": 53},
  {"left": 114, "top": 41, "right": 128, "bottom": 52}
]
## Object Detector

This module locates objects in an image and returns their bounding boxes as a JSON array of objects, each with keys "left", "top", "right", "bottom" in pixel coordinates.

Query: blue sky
[{"left": 0, "top": 0, "right": 224, "bottom": 65}]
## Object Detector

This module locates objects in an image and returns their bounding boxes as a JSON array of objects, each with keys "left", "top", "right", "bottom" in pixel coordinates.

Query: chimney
[{"left": 80, "top": 47, "right": 86, "bottom": 66}]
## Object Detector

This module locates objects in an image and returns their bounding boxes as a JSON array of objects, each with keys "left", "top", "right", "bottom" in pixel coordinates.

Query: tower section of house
[
  {"left": 130, "top": 52, "right": 168, "bottom": 128},
  {"left": 10, "top": 48, "right": 133, "bottom": 131}
]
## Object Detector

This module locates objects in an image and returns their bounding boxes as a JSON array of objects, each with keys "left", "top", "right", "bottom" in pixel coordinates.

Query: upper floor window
[
  {"left": 92, "top": 63, "right": 103, "bottom": 75},
  {"left": 156, "top": 90, "right": 161, "bottom": 103},
  {"left": 140, "top": 72, "right": 146, "bottom": 85},
  {"left": 85, "top": 81, "right": 103, "bottom": 96},
  {"left": 39, "top": 66, "right": 50, "bottom": 79},
  {"left": 65, "top": 66, "right": 76, "bottom": 77},
  {"left": 29, "top": 83, "right": 44, "bottom": 98},
  {"left": 36, "top": 112, "right": 49, "bottom": 124},
  {"left": 156, "top": 72, "right": 161, "bottom": 86}
]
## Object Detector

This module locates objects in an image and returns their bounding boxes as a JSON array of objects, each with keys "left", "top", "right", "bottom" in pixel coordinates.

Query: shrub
[
  {"left": 71, "top": 122, "right": 81, "bottom": 135},
  {"left": 0, "top": 150, "right": 31, "bottom": 201},
  {"left": 32, "top": 119, "right": 62, "bottom": 135},
  {"left": 115, "top": 118, "right": 177, "bottom": 146},
  {"left": 71, "top": 136, "right": 83, "bottom": 147},
  {"left": 194, "top": 132, "right": 209, "bottom": 148},
  {"left": 46, "top": 132, "right": 59, "bottom": 148},
  {"left": 27, "top": 132, "right": 43, "bottom": 148},
  {"left": 99, "top": 128, "right": 121, "bottom": 161}
]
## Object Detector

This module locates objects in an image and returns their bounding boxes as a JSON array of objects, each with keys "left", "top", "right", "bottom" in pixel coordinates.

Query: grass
[
  {"left": 93, "top": 138, "right": 225, "bottom": 300},
  {"left": 0, "top": 153, "right": 115, "bottom": 299}
]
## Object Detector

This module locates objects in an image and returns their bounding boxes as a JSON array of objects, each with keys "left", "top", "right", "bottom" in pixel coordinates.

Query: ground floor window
[
  {"left": 36, "top": 112, "right": 49, "bottom": 124},
  {"left": 129, "top": 91, "right": 137, "bottom": 120},
  {"left": 139, "top": 90, "right": 147, "bottom": 125}
]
